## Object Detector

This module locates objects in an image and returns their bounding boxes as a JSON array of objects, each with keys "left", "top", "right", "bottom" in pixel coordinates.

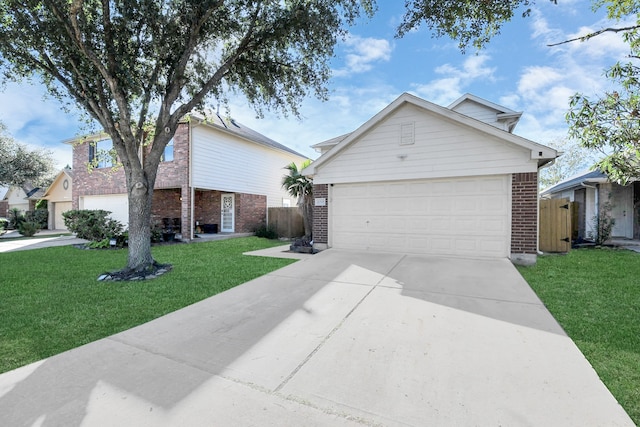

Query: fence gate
[{"left": 539, "top": 198, "right": 572, "bottom": 253}]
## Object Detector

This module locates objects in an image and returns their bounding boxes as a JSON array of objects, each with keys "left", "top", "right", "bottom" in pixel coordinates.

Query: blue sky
[{"left": 0, "top": 0, "right": 632, "bottom": 169}]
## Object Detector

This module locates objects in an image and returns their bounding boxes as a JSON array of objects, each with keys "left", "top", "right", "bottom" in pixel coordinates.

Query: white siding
[
  {"left": 191, "top": 126, "right": 306, "bottom": 207},
  {"left": 314, "top": 103, "right": 535, "bottom": 185},
  {"left": 450, "top": 100, "right": 504, "bottom": 129}
]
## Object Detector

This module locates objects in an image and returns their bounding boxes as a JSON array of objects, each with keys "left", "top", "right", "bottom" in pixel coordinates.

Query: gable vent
[{"left": 400, "top": 122, "right": 415, "bottom": 145}]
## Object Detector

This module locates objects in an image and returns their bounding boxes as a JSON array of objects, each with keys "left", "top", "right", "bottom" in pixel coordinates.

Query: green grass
[
  {"left": 0, "top": 237, "right": 295, "bottom": 374},
  {"left": 517, "top": 248, "right": 640, "bottom": 425}
]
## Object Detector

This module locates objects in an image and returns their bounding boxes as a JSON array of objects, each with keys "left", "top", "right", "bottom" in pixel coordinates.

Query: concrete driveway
[{"left": 0, "top": 249, "right": 633, "bottom": 426}]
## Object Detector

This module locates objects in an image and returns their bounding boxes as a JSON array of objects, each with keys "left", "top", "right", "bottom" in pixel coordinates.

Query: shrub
[
  {"left": 17, "top": 221, "right": 39, "bottom": 237},
  {"left": 62, "top": 209, "right": 124, "bottom": 242},
  {"left": 590, "top": 196, "right": 616, "bottom": 245},
  {"left": 25, "top": 209, "right": 48, "bottom": 229},
  {"left": 8, "top": 208, "right": 24, "bottom": 230},
  {"left": 0, "top": 218, "right": 7, "bottom": 234},
  {"left": 254, "top": 224, "right": 278, "bottom": 239}
]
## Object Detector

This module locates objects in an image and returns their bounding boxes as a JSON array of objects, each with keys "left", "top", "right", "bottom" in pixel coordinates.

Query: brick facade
[
  {"left": 0, "top": 200, "right": 8, "bottom": 219},
  {"left": 236, "top": 193, "right": 267, "bottom": 233},
  {"left": 70, "top": 122, "right": 267, "bottom": 239},
  {"left": 312, "top": 184, "right": 328, "bottom": 244},
  {"left": 511, "top": 172, "right": 538, "bottom": 255}
]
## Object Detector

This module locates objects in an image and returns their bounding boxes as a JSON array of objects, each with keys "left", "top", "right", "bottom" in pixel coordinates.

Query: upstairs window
[
  {"left": 88, "top": 138, "right": 115, "bottom": 168},
  {"left": 161, "top": 138, "right": 174, "bottom": 162}
]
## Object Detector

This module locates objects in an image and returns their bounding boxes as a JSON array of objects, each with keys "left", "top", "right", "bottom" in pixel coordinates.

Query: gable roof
[
  {"left": 304, "top": 92, "right": 556, "bottom": 176},
  {"left": 64, "top": 113, "right": 307, "bottom": 159},
  {"left": 42, "top": 168, "right": 73, "bottom": 200},
  {"left": 188, "top": 112, "right": 307, "bottom": 158},
  {"left": 540, "top": 169, "right": 609, "bottom": 196},
  {"left": 448, "top": 93, "right": 523, "bottom": 133}
]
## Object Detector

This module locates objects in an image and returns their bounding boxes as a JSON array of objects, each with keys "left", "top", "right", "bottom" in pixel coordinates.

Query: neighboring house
[
  {"left": 67, "top": 114, "right": 307, "bottom": 239},
  {"left": 540, "top": 169, "right": 640, "bottom": 241},
  {"left": 3, "top": 184, "right": 44, "bottom": 215},
  {"left": 42, "top": 168, "right": 74, "bottom": 230},
  {"left": 304, "top": 92, "right": 558, "bottom": 264}
]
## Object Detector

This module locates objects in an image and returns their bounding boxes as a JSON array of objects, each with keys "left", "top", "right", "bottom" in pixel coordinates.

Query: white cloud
[
  {"left": 411, "top": 54, "right": 496, "bottom": 105},
  {"left": 333, "top": 35, "right": 393, "bottom": 76}
]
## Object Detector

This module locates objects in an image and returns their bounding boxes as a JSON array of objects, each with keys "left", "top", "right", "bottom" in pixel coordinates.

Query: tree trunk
[
  {"left": 126, "top": 173, "right": 155, "bottom": 272},
  {"left": 301, "top": 196, "right": 314, "bottom": 240}
]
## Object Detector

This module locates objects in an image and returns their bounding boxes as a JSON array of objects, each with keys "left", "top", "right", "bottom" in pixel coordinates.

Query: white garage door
[
  {"left": 330, "top": 176, "right": 511, "bottom": 258},
  {"left": 53, "top": 201, "right": 73, "bottom": 230},
  {"left": 80, "top": 194, "right": 129, "bottom": 227}
]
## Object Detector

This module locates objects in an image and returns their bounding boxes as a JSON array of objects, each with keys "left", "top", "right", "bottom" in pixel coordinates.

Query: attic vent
[{"left": 400, "top": 122, "right": 415, "bottom": 145}]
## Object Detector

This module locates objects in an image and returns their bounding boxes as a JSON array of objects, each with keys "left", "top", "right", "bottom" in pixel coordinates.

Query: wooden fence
[
  {"left": 539, "top": 198, "right": 573, "bottom": 253},
  {"left": 268, "top": 207, "right": 304, "bottom": 238}
]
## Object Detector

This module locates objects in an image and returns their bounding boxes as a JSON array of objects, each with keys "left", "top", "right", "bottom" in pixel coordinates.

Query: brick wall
[
  {"left": 0, "top": 200, "right": 8, "bottom": 219},
  {"left": 236, "top": 193, "right": 267, "bottom": 233},
  {"left": 72, "top": 124, "right": 191, "bottom": 236},
  {"left": 193, "top": 190, "right": 266, "bottom": 234},
  {"left": 194, "top": 190, "right": 221, "bottom": 227},
  {"left": 312, "top": 184, "right": 328, "bottom": 244},
  {"left": 511, "top": 172, "right": 538, "bottom": 254}
]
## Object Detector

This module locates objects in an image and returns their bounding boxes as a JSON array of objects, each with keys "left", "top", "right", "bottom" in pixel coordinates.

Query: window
[
  {"left": 88, "top": 138, "right": 114, "bottom": 168},
  {"left": 161, "top": 138, "right": 174, "bottom": 162},
  {"left": 282, "top": 198, "right": 291, "bottom": 207}
]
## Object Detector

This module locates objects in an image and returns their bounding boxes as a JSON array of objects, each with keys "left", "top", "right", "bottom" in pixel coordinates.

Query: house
[
  {"left": 303, "top": 92, "right": 558, "bottom": 265},
  {"left": 41, "top": 168, "right": 74, "bottom": 230},
  {"left": 67, "top": 114, "right": 308, "bottom": 239},
  {"left": 540, "top": 169, "right": 639, "bottom": 241},
  {"left": 2, "top": 184, "right": 44, "bottom": 215}
]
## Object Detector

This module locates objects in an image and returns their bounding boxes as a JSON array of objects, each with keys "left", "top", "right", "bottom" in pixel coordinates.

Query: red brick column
[
  {"left": 313, "top": 184, "right": 328, "bottom": 246},
  {"left": 511, "top": 172, "right": 538, "bottom": 260}
]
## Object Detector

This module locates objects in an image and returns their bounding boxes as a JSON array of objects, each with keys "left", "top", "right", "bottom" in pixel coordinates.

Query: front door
[{"left": 221, "top": 194, "right": 235, "bottom": 232}]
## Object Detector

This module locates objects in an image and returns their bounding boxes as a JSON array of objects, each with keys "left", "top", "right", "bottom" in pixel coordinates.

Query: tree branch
[{"left": 548, "top": 25, "right": 640, "bottom": 47}]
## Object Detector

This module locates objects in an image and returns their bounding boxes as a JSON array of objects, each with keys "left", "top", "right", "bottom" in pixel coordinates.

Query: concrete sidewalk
[
  {"left": 0, "top": 250, "right": 633, "bottom": 426},
  {"left": 0, "top": 230, "right": 87, "bottom": 253}
]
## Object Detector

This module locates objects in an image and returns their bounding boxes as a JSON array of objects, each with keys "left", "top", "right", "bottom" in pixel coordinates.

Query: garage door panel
[{"left": 330, "top": 176, "right": 510, "bottom": 258}]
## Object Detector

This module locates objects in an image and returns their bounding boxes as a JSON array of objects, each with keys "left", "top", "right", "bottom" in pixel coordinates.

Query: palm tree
[{"left": 282, "top": 160, "right": 313, "bottom": 240}]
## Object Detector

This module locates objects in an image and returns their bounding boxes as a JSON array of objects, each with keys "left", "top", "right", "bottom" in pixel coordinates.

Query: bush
[
  {"left": 62, "top": 209, "right": 124, "bottom": 242},
  {"left": 8, "top": 208, "right": 24, "bottom": 230},
  {"left": 25, "top": 209, "right": 48, "bottom": 229},
  {"left": 17, "top": 221, "right": 39, "bottom": 237},
  {"left": 0, "top": 218, "right": 7, "bottom": 234},
  {"left": 254, "top": 224, "right": 278, "bottom": 239},
  {"left": 590, "top": 196, "right": 616, "bottom": 245}
]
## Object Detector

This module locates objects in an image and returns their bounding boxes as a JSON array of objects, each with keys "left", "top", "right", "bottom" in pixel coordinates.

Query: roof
[
  {"left": 540, "top": 169, "right": 608, "bottom": 196},
  {"left": 63, "top": 113, "right": 307, "bottom": 159},
  {"left": 42, "top": 168, "right": 73, "bottom": 200},
  {"left": 447, "top": 93, "right": 522, "bottom": 116},
  {"left": 187, "top": 112, "right": 307, "bottom": 158},
  {"left": 304, "top": 92, "right": 557, "bottom": 176}
]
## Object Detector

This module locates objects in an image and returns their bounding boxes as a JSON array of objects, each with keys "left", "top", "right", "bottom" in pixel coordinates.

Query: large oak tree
[{"left": 0, "top": 0, "right": 372, "bottom": 276}]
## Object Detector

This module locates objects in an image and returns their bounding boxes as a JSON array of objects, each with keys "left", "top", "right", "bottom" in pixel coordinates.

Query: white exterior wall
[
  {"left": 191, "top": 126, "right": 306, "bottom": 207},
  {"left": 450, "top": 101, "right": 505, "bottom": 129},
  {"left": 314, "top": 103, "right": 536, "bottom": 185},
  {"left": 6, "top": 188, "right": 29, "bottom": 213}
]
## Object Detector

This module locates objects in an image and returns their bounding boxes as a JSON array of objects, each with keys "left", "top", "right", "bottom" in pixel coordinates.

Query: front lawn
[
  {"left": 0, "top": 237, "right": 295, "bottom": 374},
  {"left": 517, "top": 248, "right": 640, "bottom": 425}
]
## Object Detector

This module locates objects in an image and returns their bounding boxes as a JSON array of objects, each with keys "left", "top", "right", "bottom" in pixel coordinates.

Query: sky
[{"left": 0, "top": 0, "right": 634, "bottom": 170}]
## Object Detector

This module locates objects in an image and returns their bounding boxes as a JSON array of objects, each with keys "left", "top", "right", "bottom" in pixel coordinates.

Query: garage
[
  {"left": 330, "top": 175, "right": 510, "bottom": 258},
  {"left": 52, "top": 201, "right": 73, "bottom": 230},
  {"left": 305, "top": 93, "right": 558, "bottom": 263},
  {"left": 80, "top": 194, "right": 129, "bottom": 226}
]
